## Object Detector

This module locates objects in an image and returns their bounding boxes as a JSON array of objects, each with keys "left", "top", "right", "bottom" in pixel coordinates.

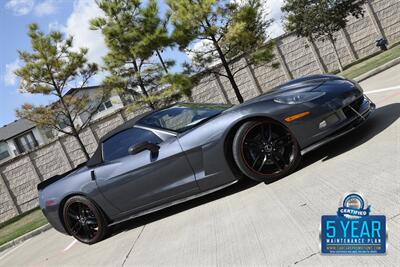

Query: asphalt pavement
[{"left": 1, "top": 65, "right": 399, "bottom": 266}]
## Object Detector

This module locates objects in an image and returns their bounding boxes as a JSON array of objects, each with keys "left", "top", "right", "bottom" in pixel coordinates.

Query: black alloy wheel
[
  {"left": 233, "top": 120, "right": 301, "bottom": 182},
  {"left": 63, "top": 196, "right": 108, "bottom": 244}
]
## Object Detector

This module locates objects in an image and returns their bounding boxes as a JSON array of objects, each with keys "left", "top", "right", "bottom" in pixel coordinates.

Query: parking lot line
[{"left": 63, "top": 239, "right": 77, "bottom": 252}]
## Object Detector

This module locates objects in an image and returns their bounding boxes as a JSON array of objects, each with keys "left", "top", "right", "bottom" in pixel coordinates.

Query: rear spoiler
[{"left": 37, "top": 162, "right": 87, "bottom": 191}]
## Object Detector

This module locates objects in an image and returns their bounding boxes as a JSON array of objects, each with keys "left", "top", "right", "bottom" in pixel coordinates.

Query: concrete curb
[
  {"left": 0, "top": 224, "right": 52, "bottom": 253},
  {"left": 354, "top": 57, "right": 400, "bottom": 83}
]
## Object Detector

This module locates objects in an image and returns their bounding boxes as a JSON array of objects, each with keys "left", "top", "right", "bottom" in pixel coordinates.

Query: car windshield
[{"left": 138, "top": 103, "right": 230, "bottom": 133}]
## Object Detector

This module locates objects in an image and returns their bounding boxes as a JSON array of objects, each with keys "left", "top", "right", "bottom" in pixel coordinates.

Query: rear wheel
[
  {"left": 63, "top": 196, "right": 108, "bottom": 244},
  {"left": 232, "top": 120, "right": 301, "bottom": 182}
]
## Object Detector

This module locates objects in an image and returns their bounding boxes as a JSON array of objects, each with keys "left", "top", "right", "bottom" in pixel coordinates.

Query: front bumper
[{"left": 301, "top": 95, "right": 375, "bottom": 155}]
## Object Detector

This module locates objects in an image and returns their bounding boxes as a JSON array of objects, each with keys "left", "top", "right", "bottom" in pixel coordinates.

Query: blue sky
[
  {"left": 0, "top": 0, "right": 284, "bottom": 127},
  {"left": 0, "top": 0, "right": 72, "bottom": 127}
]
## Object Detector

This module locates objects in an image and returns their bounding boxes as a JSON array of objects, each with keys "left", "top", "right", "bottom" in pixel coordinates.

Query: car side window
[{"left": 102, "top": 128, "right": 162, "bottom": 162}]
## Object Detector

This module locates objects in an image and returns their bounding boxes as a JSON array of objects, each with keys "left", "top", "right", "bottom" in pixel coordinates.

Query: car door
[{"left": 94, "top": 126, "right": 199, "bottom": 213}]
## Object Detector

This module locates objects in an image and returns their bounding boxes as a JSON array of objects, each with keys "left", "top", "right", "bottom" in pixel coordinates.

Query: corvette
[{"left": 38, "top": 74, "right": 375, "bottom": 244}]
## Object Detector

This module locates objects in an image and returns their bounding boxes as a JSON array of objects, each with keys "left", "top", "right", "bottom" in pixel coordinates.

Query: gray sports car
[{"left": 38, "top": 74, "right": 375, "bottom": 244}]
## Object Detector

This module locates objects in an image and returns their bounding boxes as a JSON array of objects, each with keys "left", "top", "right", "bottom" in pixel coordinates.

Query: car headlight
[{"left": 274, "top": 91, "right": 326, "bottom": 104}]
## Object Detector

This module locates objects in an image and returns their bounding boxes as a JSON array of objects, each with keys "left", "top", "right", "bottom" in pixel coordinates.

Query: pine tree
[
  {"left": 167, "top": 0, "right": 275, "bottom": 103},
  {"left": 91, "top": 0, "right": 192, "bottom": 110},
  {"left": 15, "top": 24, "right": 108, "bottom": 160}
]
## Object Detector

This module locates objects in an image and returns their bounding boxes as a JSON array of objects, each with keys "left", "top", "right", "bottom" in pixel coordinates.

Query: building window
[
  {"left": 97, "top": 100, "right": 113, "bottom": 113},
  {"left": 59, "top": 121, "right": 68, "bottom": 129},
  {"left": 78, "top": 99, "right": 114, "bottom": 123},
  {"left": 57, "top": 115, "right": 69, "bottom": 130},
  {"left": 104, "top": 100, "right": 113, "bottom": 108},
  {"left": 0, "top": 142, "right": 10, "bottom": 160},
  {"left": 14, "top": 131, "right": 39, "bottom": 153}
]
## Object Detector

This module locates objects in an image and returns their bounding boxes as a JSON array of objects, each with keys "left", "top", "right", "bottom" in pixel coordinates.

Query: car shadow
[
  {"left": 106, "top": 103, "right": 399, "bottom": 240},
  {"left": 109, "top": 178, "right": 259, "bottom": 238},
  {"left": 300, "top": 102, "right": 400, "bottom": 168}
]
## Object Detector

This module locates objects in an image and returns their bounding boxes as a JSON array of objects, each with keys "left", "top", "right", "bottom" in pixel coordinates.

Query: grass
[
  {"left": 340, "top": 44, "right": 400, "bottom": 79},
  {"left": 0, "top": 208, "right": 48, "bottom": 247}
]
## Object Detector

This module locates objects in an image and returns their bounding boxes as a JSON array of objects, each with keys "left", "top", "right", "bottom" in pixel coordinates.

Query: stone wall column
[
  {"left": 275, "top": 42, "right": 293, "bottom": 80},
  {"left": 306, "top": 38, "right": 328, "bottom": 73},
  {"left": 0, "top": 170, "right": 21, "bottom": 215},
  {"left": 244, "top": 57, "right": 263, "bottom": 95},
  {"left": 365, "top": 0, "right": 387, "bottom": 39},
  {"left": 117, "top": 111, "right": 126, "bottom": 124},
  {"left": 119, "top": 109, "right": 127, "bottom": 122},
  {"left": 214, "top": 73, "right": 232, "bottom": 104},
  {"left": 88, "top": 124, "right": 99, "bottom": 143},
  {"left": 85, "top": 124, "right": 99, "bottom": 147},
  {"left": 58, "top": 139, "right": 74, "bottom": 169},
  {"left": 27, "top": 154, "right": 43, "bottom": 182}
]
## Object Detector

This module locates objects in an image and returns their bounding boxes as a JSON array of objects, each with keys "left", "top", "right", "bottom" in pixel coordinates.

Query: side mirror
[{"left": 128, "top": 142, "right": 160, "bottom": 155}]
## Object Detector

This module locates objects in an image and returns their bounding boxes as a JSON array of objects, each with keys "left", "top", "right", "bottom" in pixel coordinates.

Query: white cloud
[
  {"left": 3, "top": 59, "right": 21, "bottom": 86},
  {"left": 48, "top": 20, "right": 64, "bottom": 31},
  {"left": 5, "top": 0, "right": 58, "bottom": 16},
  {"left": 34, "top": 0, "right": 57, "bottom": 16},
  {"left": 263, "top": 0, "right": 285, "bottom": 38},
  {"left": 232, "top": 0, "right": 284, "bottom": 38},
  {"left": 64, "top": 0, "right": 107, "bottom": 65},
  {"left": 186, "top": 39, "right": 219, "bottom": 66},
  {"left": 46, "top": 0, "right": 107, "bottom": 84},
  {"left": 5, "top": 0, "right": 34, "bottom": 16}
]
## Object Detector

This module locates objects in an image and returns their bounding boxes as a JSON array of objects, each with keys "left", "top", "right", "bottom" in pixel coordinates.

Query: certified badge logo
[
  {"left": 320, "top": 192, "right": 386, "bottom": 254},
  {"left": 337, "top": 192, "right": 370, "bottom": 219}
]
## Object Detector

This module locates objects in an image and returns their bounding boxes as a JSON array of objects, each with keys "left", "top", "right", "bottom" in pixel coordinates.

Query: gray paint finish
[{"left": 38, "top": 74, "right": 374, "bottom": 236}]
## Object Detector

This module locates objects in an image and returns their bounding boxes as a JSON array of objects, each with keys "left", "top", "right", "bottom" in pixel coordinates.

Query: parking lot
[{"left": 1, "top": 65, "right": 399, "bottom": 266}]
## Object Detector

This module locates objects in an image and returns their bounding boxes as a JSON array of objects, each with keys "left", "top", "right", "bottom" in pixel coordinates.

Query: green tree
[
  {"left": 91, "top": 0, "right": 191, "bottom": 110},
  {"left": 167, "top": 0, "right": 274, "bottom": 104},
  {"left": 15, "top": 23, "right": 107, "bottom": 160},
  {"left": 90, "top": 0, "right": 153, "bottom": 108},
  {"left": 139, "top": 0, "right": 174, "bottom": 74},
  {"left": 282, "top": 0, "right": 367, "bottom": 72}
]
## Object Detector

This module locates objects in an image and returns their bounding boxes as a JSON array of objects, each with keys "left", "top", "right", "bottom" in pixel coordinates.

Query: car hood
[{"left": 233, "top": 74, "right": 344, "bottom": 108}]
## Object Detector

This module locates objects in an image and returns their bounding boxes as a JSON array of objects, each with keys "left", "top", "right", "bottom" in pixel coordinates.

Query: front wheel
[
  {"left": 232, "top": 120, "right": 301, "bottom": 182},
  {"left": 63, "top": 196, "right": 108, "bottom": 244}
]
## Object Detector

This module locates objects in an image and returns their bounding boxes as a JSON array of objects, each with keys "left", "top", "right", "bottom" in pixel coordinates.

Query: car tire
[
  {"left": 63, "top": 195, "right": 108, "bottom": 244},
  {"left": 232, "top": 119, "right": 301, "bottom": 182}
]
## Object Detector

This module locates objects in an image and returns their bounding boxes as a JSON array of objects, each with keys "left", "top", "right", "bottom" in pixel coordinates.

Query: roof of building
[
  {"left": 64, "top": 85, "right": 101, "bottom": 96},
  {"left": 0, "top": 119, "right": 36, "bottom": 142}
]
